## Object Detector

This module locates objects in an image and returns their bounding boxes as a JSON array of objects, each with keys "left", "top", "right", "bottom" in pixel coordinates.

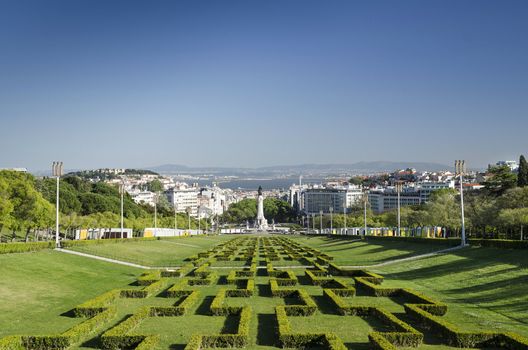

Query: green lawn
[
  {"left": 66, "top": 235, "right": 234, "bottom": 266},
  {"left": 1, "top": 235, "right": 527, "bottom": 349},
  {"left": 0, "top": 250, "right": 141, "bottom": 337},
  {"left": 373, "top": 246, "right": 528, "bottom": 338},
  {"left": 286, "top": 234, "right": 457, "bottom": 266}
]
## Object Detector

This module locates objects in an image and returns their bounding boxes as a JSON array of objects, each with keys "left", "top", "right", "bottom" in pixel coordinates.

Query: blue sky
[{"left": 1, "top": 0, "right": 527, "bottom": 171}]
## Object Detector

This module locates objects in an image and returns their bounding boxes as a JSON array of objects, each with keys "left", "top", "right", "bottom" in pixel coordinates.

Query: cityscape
[{"left": 1, "top": 1, "right": 528, "bottom": 350}]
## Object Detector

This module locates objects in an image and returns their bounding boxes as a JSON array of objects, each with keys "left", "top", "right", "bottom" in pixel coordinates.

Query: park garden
[{"left": 0, "top": 234, "right": 527, "bottom": 349}]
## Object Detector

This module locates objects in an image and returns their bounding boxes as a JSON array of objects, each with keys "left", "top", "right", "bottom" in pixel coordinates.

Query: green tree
[
  {"left": 0, "top": 177, "right": 14, "bottom": 234},
  {"left": 146, "top": 179, "right": 163, "bottom": 192},
  {"left": 498, "top": 208, "right": 528, "bottom": 240},
  {"left": 483, "top": 165, "right": 517, "bottom": 196},
  {"left": 518, "top": 155, "right": 528, "bottom": 187}
]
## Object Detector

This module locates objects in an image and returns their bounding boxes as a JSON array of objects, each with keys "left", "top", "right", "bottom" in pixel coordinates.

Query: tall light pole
[
  {"left": 198, "top": 207, "right": 201, "bottom": 234},
  {"left": 329, "top": 207, "right": 333, "bottom": 234},
  {"left": 52, "top": 161, "right": 63, "bottom": 247},
  {"left": 319, "top": 210, "right": 323, "bottom": 234},
  {"left": 154, "top": 192, "right": 158, "bottom": 230},
  {"left": 343, "top": 206, "right": 347, "bottom": 235},
  {"left": 187, "top": 207, "right": 191, "bottom": 231},
  {"left": 395, "top": 181, "right": 403, "bottom": 237},
  {"left": 174, "top": 202, "right": 178, "bottom": 234},
  {"left": 119, "top": 180, "right": 125, "bottom": 239},
  {"left": 455, "top": 160, "right": 467, "bottom": 246},
  {"left": 363, "top": 192, "right": 368, "bottom": 237}
]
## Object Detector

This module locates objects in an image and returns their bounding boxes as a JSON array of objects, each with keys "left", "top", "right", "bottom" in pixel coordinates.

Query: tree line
[{"left": 0, "top": 171, "right": 206, "bottom": 242}]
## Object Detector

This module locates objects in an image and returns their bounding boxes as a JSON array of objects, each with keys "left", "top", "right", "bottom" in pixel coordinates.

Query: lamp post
[
  {"left": 52, "top": 161, "right": 63, "bottom": 247},
  {"left": 363, "top": 192, "right": 368, "bottom": 237},
  {"left": 187, "top": 207, "right": 191, "bottom": 231},
  {"left": 154, "top": 192, "right": 158, "bottom": 230},
  {"left": 395, "top": 181, "right": 403, "bottom": 237},
  {"left": 174, "top": 202, "right": 178, "bottom": 234},
  {"left": 329, "top": 207, "right": 333, "bottom": 234},
  {"left": 198, "top": 207, "right": 201, "bottom": 234},
  {"left": 343, "top": 206, "right": 347, "bottom": 236},
  {"left": 119, "top": 180, "right": 125, "bottom": 239},
  {"left": 455, "top": 160, "right": 467, "bottom": 246},
  {"left": 312, "top": 213, "right": 315, "bottom": 232},
  {"left": 319, "top": 210, "right": 323, "bottom": 234}
]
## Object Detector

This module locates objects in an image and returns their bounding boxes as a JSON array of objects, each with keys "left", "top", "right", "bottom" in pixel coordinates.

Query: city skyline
[{"left": 1, "top": 1, "right": 527, "bottom": 170}]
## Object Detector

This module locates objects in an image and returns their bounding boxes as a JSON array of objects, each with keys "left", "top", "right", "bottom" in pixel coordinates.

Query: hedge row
[
  {"left": 150, "top": 290, "right": 200, "bottom": 316},
  {"left": 364, "top": 236, "right": 461, "bottom": 246},
  {"left": 0, "top": 242, "right": 54, "bottom": 255},
  {"left": 0, "top": 336, "right": 23, "bottom": 350},
  {"left": 72, "top": 289, "right": 120, "bottom": 317},
  {"left": 184, "top": 307, "right": 251, "bottom": 350},
  {"left": 404, "top": 304, "right": 528, "bottom": 349},
  {"left": 328, "top": 263, "right": 384, "bottom": 283},
  {"left": 275, "top": 306, "right": 347, "bottom": 350},
  {"left": 187, "top": 272, "right": 217, "bottom": 286},
  {"left": 120, "top": 278, "right": 167, "bottom": 298},
  {"left": 322, "top": 289, "right": 423, "bottom": 347},
  {"left": 468, "top": 238, "right": 528, "bottom": 249},
  {"left": 225, "top": 279, "right": 255, "bottom": 297},
  {"left": 23, "top": 307, "right": 117, "bottom": 350},
  {"left": 137, "top": 270, "right": 161, "bottom": 286},
  {"left": 61, "top": 237, "right": 157, "bottom": 248},
  {"left": 101, "top": 307, "right": 150, "bottom": 349}
]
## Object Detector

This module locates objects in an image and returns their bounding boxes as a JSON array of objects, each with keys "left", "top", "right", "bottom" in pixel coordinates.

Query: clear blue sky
[{"left": 1, "top": 0, "right": 527, "bottom": 171}]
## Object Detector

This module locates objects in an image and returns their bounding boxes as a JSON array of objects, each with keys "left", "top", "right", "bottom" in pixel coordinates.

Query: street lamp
[
  {"left": 455, "top": 160, "right": 467, "bottom": 246},
  {"left": 198, "top": 206, "right": 201, "bottom": 234},
  {"left": 363, "top": 192, "right": 368, "bottom": 237},
  {"left": 174, "top": 202, "right": 178, "bottom": 235},
  {"left": 395, "top": 181, "right": 403, "bottom": 237},
  {"left": 343, "top": 205, "right": 347, "bottom": 236},
  {"left": 52, "top": 161, "right": 63, "bottom": 247},
  {"left": 319, "top": 210, "right": 323, "bottom": 234},
  {"left": 119, "top": 180, "right": 125, "bottom": 239},
  {"left": 329, "top": 207, "right": 333, "bottom": 234},
  {"left": 186, "top": 207, "right": 192, "bottom": 231},
  {"left": 154, "top": 192, "right": 159, "bottom": 230}
]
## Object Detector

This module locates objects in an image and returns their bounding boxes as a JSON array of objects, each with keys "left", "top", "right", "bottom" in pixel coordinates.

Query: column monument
[{"left": 255, "top": 186, "right": 268, "bottom": 230}]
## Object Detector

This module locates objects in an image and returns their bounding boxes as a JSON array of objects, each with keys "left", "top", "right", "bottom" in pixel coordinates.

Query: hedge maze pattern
[{"left": 1, "top": 236, "right": 528, "bottom": 349}]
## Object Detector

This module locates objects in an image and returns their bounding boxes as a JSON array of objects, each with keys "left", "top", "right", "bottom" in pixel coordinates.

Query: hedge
[
  {"left": 468, "top": 238, "right": 528, "bottom": 249},
  {"left": 275, "top": 306, "right": 347, "bottom": 350},
  {"left": 72, "top": 289, "right": 120, "bottom": 317},
  {"left": 364, "top": 236, "right": 461, "bottom": 246},
  {"left": 150, "top": 290, "right": 200, "bottom": 316},
  {"left": 137, "top": 270, "right": 161, "bottom": 286},
  {"left": 101, "top": 307, "right": 151, "bottom": 349},
  {"left": 0, "top": 242, "right": 54, "bottom": 254},
  {"left": 61, "top": 237, "right": 157, "bottom": 248},
  {"left": 120, "top": 278, "right": 167, "bottom": 298},
  {"left": 0, "top": 336, "right": 23, "bottom": 350},
  {"left": 404, "top": 304, "right": 528, "bottom": 348},
  {"left": 22, "top": 307, "right": 116, "bottom": 350},
  {"left": 185, "top": 307, "right": 251, "bottom": 349}
]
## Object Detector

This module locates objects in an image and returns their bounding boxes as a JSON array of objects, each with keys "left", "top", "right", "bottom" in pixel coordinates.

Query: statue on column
[{"left": 255, "top": 186, "right": 268, "bottom": 230}]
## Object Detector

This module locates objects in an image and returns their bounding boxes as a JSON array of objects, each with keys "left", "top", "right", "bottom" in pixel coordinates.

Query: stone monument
[{"left": 255, "top": 186, "right": 268, "bottom": 230}]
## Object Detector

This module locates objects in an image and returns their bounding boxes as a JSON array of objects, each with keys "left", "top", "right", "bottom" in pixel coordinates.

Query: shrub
[
  {"left": 72, "top": 289, "right": 120, "bottom": 317},
  {"left": 468, "top": 238, "right": 528, "bottom": 249},
  {"left": 101, "top": 307, "right": 150, "bottom": 349},
  {"left": 0, "top": 242, "right": 54, "bottom": 255}
]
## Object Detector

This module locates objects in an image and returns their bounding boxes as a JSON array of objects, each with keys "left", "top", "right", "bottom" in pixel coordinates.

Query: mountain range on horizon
[{"left": 146, "top": 161, "right": 456, "bottom": 176}]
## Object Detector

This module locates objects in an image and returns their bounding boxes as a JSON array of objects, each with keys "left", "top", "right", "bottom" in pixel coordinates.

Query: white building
[
  {"left": 496, "top": 160, "right": 519, "bottom": 172},
  {"left": 165, "top": 186, "right": 200, "bottom": 217}
]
